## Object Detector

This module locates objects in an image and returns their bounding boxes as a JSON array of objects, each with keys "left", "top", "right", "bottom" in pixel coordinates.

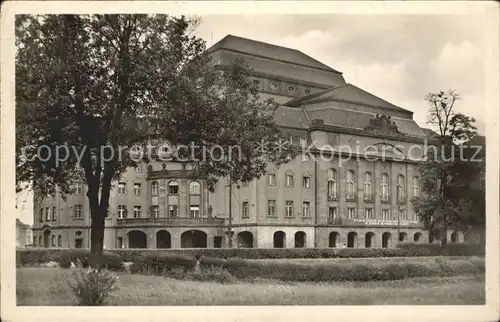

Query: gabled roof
[
  {"left": 285, "top": 83, "right": 411, "bottom": 114},
  {"left": 207, "top": 34, "right": 342, "bottom": 74}
]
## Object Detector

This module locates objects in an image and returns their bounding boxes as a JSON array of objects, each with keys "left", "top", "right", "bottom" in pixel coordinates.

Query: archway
[
  {"left": 365, "top": 232, "right": 375, "bottom": 248},
  {"left": 382, "top": 232, "right": 392, "bottom": 248},
  {"left": 43, "top": 229, "right": 51, "bottom": 248},
  {"left": 181, "top": 230, "right": 207, "bottom": 248},
  {"left": 237, "top": 231, "right": 254, "bottom": 248},
  {"left": 413, "top": 232, "right": 422, "bottom": 243},
  {"left": 329, "top": 231, "right": 340, "bottom": 248},
  {"left": 156, "top": 230, "right": 171, "bottom": 249},
  {"left": 450, "top": 231, "right": 459, "bottom": 243},
  {"left": 398, "top": 232, "right": 408, "bottom": 243},
  {"left": 347, "top": 232, "right": 358, "bottom": 248},
  {"left": 273, "top": 231, "right": 286, "bottom": 248},
  {"left": 128, "top": 230, "right": 147, "bottom": 248},
  {"left": 294, "top": 231, "right": 306, "bottom": 248}
]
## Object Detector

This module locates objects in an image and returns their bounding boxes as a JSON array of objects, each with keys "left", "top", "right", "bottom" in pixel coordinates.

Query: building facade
[{"left": 31, "top": 35, "right": 467, "bottom": 249}]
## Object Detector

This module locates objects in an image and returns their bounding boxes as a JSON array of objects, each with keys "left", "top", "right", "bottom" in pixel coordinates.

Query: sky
[{"left": 16, "top": 13, "right": 487, "bottom": 226}]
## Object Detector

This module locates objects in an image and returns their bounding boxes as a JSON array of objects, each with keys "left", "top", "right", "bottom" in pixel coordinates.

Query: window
[
  {"left": 75, "top": 183, "right": 83, "bottom": 194},
  {"left": 328, "top": 207, "right": 338, "bottom": 222},
  {"left": 134, "top": 164, "right": 142, "bottom": 172},
  {"left": 397, "top": 175, "right": 406, "bottom": 203},
  {"left": 151, "top": 181, "right": 159, "bottom": 196},
  {"left": 151, "top": 206, "right": 159, "bottom": 218},
  {"left": 285, "top": 174, "right": 294, "bottom": 187},
  {"left": 285, "top": 201, "right": 294, "bottom": 217},
  {"left": 189, "top": 205, "right": 200, "bottom": 218},
  {"left": 327, "top": 169, "right": 337, "bottom": 199},
  {"left": 302, "top": 176, "right": 311, "bottom": 188},
  {"left": 302, "top": 201, "right": 310, "bottom": 217},
  {"left": 303, "top": 152, "right": 310, "bottom": 162},
  {"left": 381, "top": 173, "right": 389, "bottom": 201},
  {"left": 45, "top": 207, "right": 50, "bottom": 221},
  {"left": 398, "top": 209, "right": 407, "bottom": 220},
  {"left": 38, "top": 236, "right": 42, "bottom": 246},
  {"left": 364, "top": 172, "right": 373, "bottom": 201},
  {"left": 133, "top": 206, "right": 141, "bottom": 218},
  {"left": 412, "top": 176, "right": 420, "bottom": 197},
  {"left": 241, "top": 181, "right": 249, "bottom": 187},
  {"left": 74, "top": 205, "right": 83, "bottom": 218},
  {"left": 347, "top": 208, "right": 356, "bottom": 219},
  {"left": 134, "top": 183, "right": 141, "bottom": 196},
  {"left": 299, "top": 137, "right": 307, "bottom": 147},
  {"left": 189, "top": 181, "right": 201, "bottom": 195},
  {"left": 242, "top": 202, "right": 249, "bottom": 218},
  {"left": 382, "top": 209, "right": 390, "bottom": 220},
  {"left": 57, "top": 235, "right": 62, "bottom": 246},
  {"left": 168, "top": 181, "right": 179, "bottom": 194},
  {"left": 365, "top": 208, "right": 375, "bottom": 219},
  {"left": 51, "top": 235, "right": 56, "bottom": 247},
  {"left": 118, "top": 182, "right": 126, "bottom": 194},
  {"left": 52, "top": 206, "right": 56, "bottom": 221},
  {"left": 169, "top": 205, "right": 179, "bottom": 217},
  {"left": 39, "top": 208, "right": 44, "bottom": 222},
  {"left": 268, "top": 173, "right": 276, "bottom": 186},
  {"left": 118, "top": 205, "right": 126, "bottom": 219},
  {"left": 267, "top": 200, "right": 276, "bottom": 216},
  {"left": 346, "top": 170, "right": 355, "bottom": 199}
]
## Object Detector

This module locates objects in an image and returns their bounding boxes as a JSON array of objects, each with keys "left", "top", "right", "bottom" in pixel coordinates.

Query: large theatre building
[{"left": 31, "top": 35, "right": 467, "bottom": 249}]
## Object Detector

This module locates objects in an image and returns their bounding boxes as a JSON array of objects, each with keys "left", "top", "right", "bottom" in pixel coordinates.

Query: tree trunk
[
  {"left": 440, "top": 225, "right": 449, "bottom": 256},
  {"left": 89, "top": 207, "right": 106, "bottom": 268}
]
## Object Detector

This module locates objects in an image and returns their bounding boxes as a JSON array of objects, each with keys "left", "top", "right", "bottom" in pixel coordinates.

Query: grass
[{"left": 17, "top": 267, "right": 485, "bottom": 305}]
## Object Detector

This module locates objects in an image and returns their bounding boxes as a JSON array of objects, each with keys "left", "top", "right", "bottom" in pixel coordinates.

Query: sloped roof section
[
  {"left": 286, "top": 84, "right": 411, "bottom": 114},
  {"left": 274, "top": 106, "right": 426, "bottom": 138},
  {"left": 207, "top": 35, "right": 342, "bottom": 73}
]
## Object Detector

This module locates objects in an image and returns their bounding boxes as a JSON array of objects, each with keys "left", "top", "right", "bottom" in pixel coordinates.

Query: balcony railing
[{"left": 116, "top": 217, "right": 225, "bottom": 226}]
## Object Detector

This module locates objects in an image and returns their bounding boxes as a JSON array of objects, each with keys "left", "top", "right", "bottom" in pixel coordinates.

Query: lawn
[{"left": 17, "top": 267, "right": 485, "bottom": 305}]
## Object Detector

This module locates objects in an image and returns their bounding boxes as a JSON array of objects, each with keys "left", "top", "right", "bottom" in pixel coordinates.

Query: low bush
[{"left": 70, "top": 268, "right": 119, "bottom": 306}]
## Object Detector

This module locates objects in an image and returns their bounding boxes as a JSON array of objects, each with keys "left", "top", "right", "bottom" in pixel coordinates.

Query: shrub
[
  {"left": 69, "top": 268, "right": 119, "bottom": 306},
  {"left": 57, "top": 250, "right": 123, "bottom": 271},
  {"left": 129, "top": 252, "right": 196, "bottom": 275},
  {"left": 396, "top": 242, "right": 485, "bottom": 256}
]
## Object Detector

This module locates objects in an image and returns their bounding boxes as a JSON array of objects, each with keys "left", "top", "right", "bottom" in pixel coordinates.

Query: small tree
[
  {"left": 16, "top": 14, "right": 294, "bottom": 265},
  {"left": 412, "top": 90, "right": 483, "bottom": 253}
]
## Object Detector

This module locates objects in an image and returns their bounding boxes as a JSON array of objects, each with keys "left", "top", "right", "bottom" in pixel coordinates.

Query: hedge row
[
  {"left": 17, "top": 249, "right": 123, "bottom": 271},
  {"left": 130, "top": 253, "right": 485, "bottom": 282},
  {"left": 396, "top": 242, "right": 485, "bottom": 256},
  {"left": 17, "top": 242, "right": 484, "bottom": 266}
]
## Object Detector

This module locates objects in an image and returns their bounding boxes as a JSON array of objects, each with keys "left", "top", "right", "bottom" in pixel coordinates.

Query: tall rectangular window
[
  {"left": 267, "top": 200, "right": 276, "bottom": 217},
  {"left": 57, "top": 235, "right": 62, "bottom": 246},
  {"left": 302, "top": 201, "right": 310, "bottom": 217},
  {"left": 39, "top": 208, "right": 44, "bottom": 222},
  {"left": 133, "top": 183, "right": 141, "bottom": 196},
  {"left": 45, "top": 207, "right": 50, "bottom": 221},
  {"left": 118, "top": 205, "right": 126, "bottom": 219},
  {"left": 51, "top": 235, "right": 56, "bottom": 247},
  {"left": 74, "top": 205, "right": 83, "bottom": 218},
  {"left": 327, "top": 169, "right": 337, "bottom": 199},
  {"left": 397, "top": 175, "right": 406, "bottom": 203},
  {"left": 151, "top": 181, "right": 159, "bottom": 196},
  {"left": 151, "top": 206, "right": 159, "bottom": 218},
  {"left": 169, "top": 205, "right": 179, "bottom": 217},
  {"left": 190, "top": 205, "right": 200, "bottom": 218},
  {"left": 381, "top": 173, "right": 389, "bottom": 201},
  {"left": 242, "top": 202, "right": 249, "bottom": 218},
  {"left": 346, "top": 170, "right": 355, "bottom": 200},
  {"left": 285, "top": 201, "right": 294, "bottom": 217},
  {"left": 133, "top": 206, "right": 141, "bottom": 218},
  {"left": 302, "top": 176, "right": 311, "bottom": 188},
  {"left": 364, "top": 172, "right": 373, "bottom": 201},
  {"left": 52, "top": 206, "right": 56, "bottom": 221},
  {"left": 382, "top": 209, "right": 390, "bottom": 220},
  {"left": 328, "top": 207, "right": 337, "bottom": 222},
  {"left": 75, "top": 183, "right": 83, "bottom": 194},
  {"left": 285, "top": 174, "right": 294, "bottom": 187},
  {"left": 412, "top": 176, "right": 420, "bottom": 198},
  {"left": 365, "top": 208, "right": 374, "bottom": 219},
  {"left": 268, "top": 173, "right": 276, "bottom": 186},
  {"left": 347, "top": 207, "right": 356, "bottom": 219},
  {"left": 118, "top": 182, "right": 126, "bottom": 194}
]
